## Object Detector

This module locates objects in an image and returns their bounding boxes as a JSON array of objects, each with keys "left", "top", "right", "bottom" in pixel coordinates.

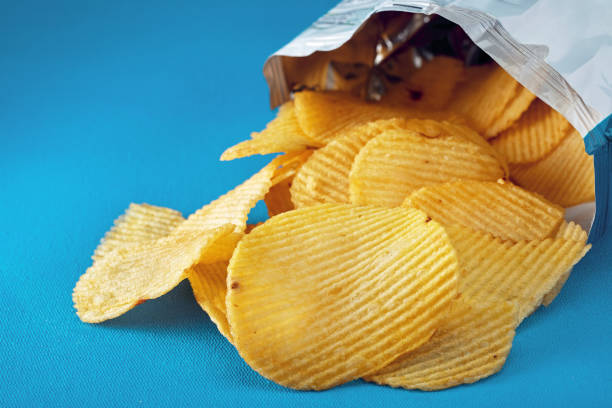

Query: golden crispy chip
[
  {"left": 487, "top": 85, "right": 536, "bottom": 137},
  {"left": 74, "top": 157, "right": 291, "bottom": 323},
  {"left": 445, "top": 225, "right": 590, "bottom": 321},
  {"left": 509, "top": 130, "right": 595, "bottom": 207},
  {"left": 293, "top": 90, "right": 463, "bottom": 145},
  {"left": 265, "top": 178, "right": 294, "bottom": 217},
  {"left": 188, "top": 262, "right": 232, "bottom": 342},
  {"left": 365, "top": 298, "right": 517, "bottom": 390},
  {"left": 350, "top": 130, "right": 504, "bottom": 207},
  {"left": 291, "top": 118, "right": 502, "bottom": 208},
  {"left": 450, "top": 65, "right": 525, "bottom": 138},
  {"left": 384, "top": 56, "right": 465, "bottom": 109},
  {"left": 74, "top": 224, "right": 239, "bottom": 323},
  {"left": 269, "top": 150, "right": 313, "bottom": 186},
  {"left": 93, "top": 203, "right": 184, "bottom": 262},
  {"left": 227, "top": 204, "right": 459, "bottom": 390},
  {"left": 542, "top": 221, "right": 590, "bottom": 306},
  {"left": 404, "top": 180, "right": 564, "bottom": 241},
  {"left": 220, "top": 102, "right": 318, "bottom": 161},
  {"left": 174, "top": 154, "right": 293, "bottom": 236},
  {"left": 492, "top": 99, "right": 572, "bottom": 164}
]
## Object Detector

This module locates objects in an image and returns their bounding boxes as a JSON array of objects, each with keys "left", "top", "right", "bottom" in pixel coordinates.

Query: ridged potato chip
[
  {"left": 293, "top": 90, "right": 462, "bottom": 145},
  {"left": 509, "top": 130, "right": 595, "bottom": 207},
  {"left": 492, "top": 99, "right": 571, "bottom": 164},
  {"left": 227, "top": 204, "right": 459, "bottom": 390},
  {"left": 450, "top": 65, "right": 533, "bottom": 138},
  {"left": 188, "top": 262, "right": 232, "bottom": 341},
  {"left": 365, "top": 298, "right": 517, "bottom": 390},
  {"left": 542, "top": 221, "right": 590, "bottom": 306},
  {"left": 74, "top": 224, "right": 239, "bottom": 323},
  {"left": 220, "top": 101, "right": 318, "bottom": 160},
  {"left": 404, "top": 180, "right": 564, "bottom": 241},
  {"left": 74, "top": 157, "right": 290, "bottom": 323},
  {"left": 350, "top": 130, "right": 504, "bottom": 207},
  {"left": 487, "top": 85, "right": 536, "bottom": 137},
  {"left": 384, "top": 56, "right": 465, "bottom": 109},
  {"left": 93, "top": 203, "right": 184, "bottom": 262},
  {"left": 291, "top": 118, "right": 503, "bottom": 208},
  {"left": 445, "top": 225, "right": 590, "bottom": 322}
]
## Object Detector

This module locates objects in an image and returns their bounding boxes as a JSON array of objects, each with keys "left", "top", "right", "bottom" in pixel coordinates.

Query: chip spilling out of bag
[{"left": 73, "top": 57, "right": 595, "bottom": 393}]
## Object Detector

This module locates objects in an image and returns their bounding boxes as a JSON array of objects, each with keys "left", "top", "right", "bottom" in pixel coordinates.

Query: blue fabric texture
[{"left": 1, "top": 1, "right": 610, "bottom": 407}]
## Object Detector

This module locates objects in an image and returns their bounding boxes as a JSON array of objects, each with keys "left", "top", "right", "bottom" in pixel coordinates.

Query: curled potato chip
[
  {"left": 174, "top": 154, "right": 293, "bottom": 236},
  {"left": 227, "top": 204, "right": 459, "bottom": 390},
  {"left": 74, "top": 157, "right": 290, "bottom": 323},
  {"left": 74, "top": 224, "right": 239, "bottom": 323},
  {"left": 487, "top": 85, "right": 536, "bottom": 137},
  {"left": 350, "top": 130, "right": 504, "bottom": 207},
  {"left": 293, "top": 90, "right": 463, "bottom": 145},
  {"left": 542, "top": 221, "right": 590, "bottom": 306},
  {"left": 492, "top": 99, "right": 571, "bottom": 164},
  {"left": 220, "top": 102, "right": 318, "bottom": 160},
  {"left": 450, "top": 65, "right": 529, "bottom": 138},
  {"left": 188, "top": 262, "right": 232, "bottom": 342},
  {"left": 384, "top": 56, "right": 465, "bottom": 109},
  {"left": 405, "top": 180, "right": 564, "bottom": 242},
  {"left": 445, "top": 225, "right": 590, "bottom": 322},
  {"left": 509, "top": 130, "right": 595, "bottom": 207},
  {"left": 365, "top": 298, "right": 517, "bottom": 390},
  {"left": 93, "top": 203, "right": 184, "bottom": 262}
]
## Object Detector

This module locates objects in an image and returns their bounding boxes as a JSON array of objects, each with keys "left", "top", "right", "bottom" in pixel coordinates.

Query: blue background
[{"left": 1, "top": 1, "right": 610, "bottom": 406}]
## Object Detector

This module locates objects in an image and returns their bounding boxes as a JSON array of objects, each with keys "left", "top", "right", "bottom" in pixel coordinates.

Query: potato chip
[
  {"left": 350, "top": 130, "right": 504, "bottom": 207},
  {"left": 220, "top": 101, "right": 319, "bottom": 161},
  {"left": 492, "top": 99, "right": 572, "bottom": 164},
  {"left": 245, "top": 223, "right": 263, "bottom": 234},
  {"left": 450, "top": 65, "right": 531, "bottom": 138},
  {"left": 445, "top": 225, "right": 590, "bottom": 322},
  {"left": 542, "top": 221, "right": 589, "bottom": 306},
  {"left": 227, "top": 204, "right": 459, "bottom": 390},
  {"left": 74, "top": 224, "right": 239, "bottom": 323},
  {"left": 93, "top": 203, "right": 184, "bottom": 262},
  {"left": 509, "top": 130, "right": 595, "bottom": 207},
  {"left": 365, "top": 298, "right": 517, "bottom": 390},
  {"left": 384, "top": 56, "right": 465, "bottom": 109},
  {"left": 404, "top": 180, "right": 564, "bottom": 241},
  {"left": 174, "top": 154, "right": 293, "bottom": 235},
  {"left": 188, "top": 261, "right": 232, "bottom": 342},
  {"left": 291, "top": 118, "right": 502, "bottom": 208},
  {"left": 293, "top": 90, "right": 463, "bottom": 145},
  {"left": 74, "top": 156, "right": 291, "bottom": 323},
  {"left": 487, "top": 85, "right": 536, "bottom": 137}
]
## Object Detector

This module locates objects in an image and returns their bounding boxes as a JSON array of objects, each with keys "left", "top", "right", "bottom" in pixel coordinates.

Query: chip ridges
[
  {"left": 188, "top": 262, "right": 232, "bottom": 341},
  {"left": 450, "top": 65, "right": 522, "bottom": 138},
  {"left": 220, "top": 101, "right": 318, "bottom": 160},
  {"left": 290, "top": 118, "right": 474, "bottom": 208},
  {"left": 404, "top": 180, "right": 564, "bottom": 242},
  {"left": 509, "top": 130, "right": 595, "bottom": 207},
  {"left": 293, "top": 90, "right": 464, "bottom": 145},
  {"left": 227, "top": 204, "right": 459, "bottom": 390},
  {"left": 349, "top": 130, "right": 504, "bottom": 207},
  {"left": 444, "top": 225, "right": 590, "bottom": 321},
  {"left": 74, "top": 224, "right": 237, "bottom": 323},
  {"left": 487, "top": 85, "right": 536, "bottom": 137},
  {"left": 93, "top": 203, "right": 184, "bottom": 261},
  {"left": 365, "top": 298, "right": 517, "bottom": 390},
  {"left": 492, "top": 99, "right": 571, "bottom": 164}
]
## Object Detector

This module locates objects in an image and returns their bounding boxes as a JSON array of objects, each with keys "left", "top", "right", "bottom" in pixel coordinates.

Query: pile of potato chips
[{"left": 74, "top": 57, "right": 594, "bottom": 391}]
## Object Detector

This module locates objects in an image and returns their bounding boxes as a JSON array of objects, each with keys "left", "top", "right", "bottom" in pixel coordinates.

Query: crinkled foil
[{"left": 263, "top": 0, "right": 601, "bottom": 137}]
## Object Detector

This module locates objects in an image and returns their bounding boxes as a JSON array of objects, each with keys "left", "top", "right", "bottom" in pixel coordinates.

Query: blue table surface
[{"left": 1, "top": 1, "right": 611, "bottom": 406}]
